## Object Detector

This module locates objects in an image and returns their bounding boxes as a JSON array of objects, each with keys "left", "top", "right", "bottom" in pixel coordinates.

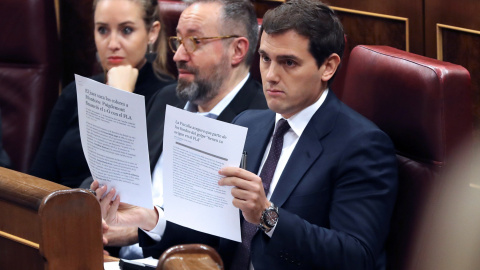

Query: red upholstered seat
[
  {"left": 158, "top": 0, "right": 188, "bottom": 78},
  {"left": 0, "top": 0, "right": 60, "bottom": 172},
  {"left": 341, "top": 45, "right": 473, "bottom": 270}
]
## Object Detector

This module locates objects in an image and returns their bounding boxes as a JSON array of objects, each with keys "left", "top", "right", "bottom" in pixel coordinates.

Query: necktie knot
[{"left": 274, "top": 118, "right": 291, "bottom": 139}]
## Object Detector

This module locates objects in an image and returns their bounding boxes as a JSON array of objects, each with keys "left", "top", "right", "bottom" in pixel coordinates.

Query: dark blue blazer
[{"left": 219, "top": 91, "right": 398, "bottom": 270}]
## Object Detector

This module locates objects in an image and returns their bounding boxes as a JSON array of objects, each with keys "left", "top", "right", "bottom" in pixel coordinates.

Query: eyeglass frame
[{"left": 168, "top": 35, "right": 240, "bottom": 53}]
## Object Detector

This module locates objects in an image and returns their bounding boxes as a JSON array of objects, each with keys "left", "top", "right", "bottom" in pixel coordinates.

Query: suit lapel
[
  {"left": 217, "top": 77, "right": 262, "bottom": 122},
  {"left": 244, "top": 112, "right": 275, "bottom": 174},
  {"left": 270, "top": 92, "right": 341, "bottom": 207}
]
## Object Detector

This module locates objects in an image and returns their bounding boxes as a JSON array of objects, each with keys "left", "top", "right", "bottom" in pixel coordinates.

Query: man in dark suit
[
  {"left": 96, "top": 0, "right": 397, "bottom": 268},
  {"left": 94, "top": 0, "right": 267, "bottom": 259},
  {"left": 217, "top": 1, "right": 398, "bottom": 269}
]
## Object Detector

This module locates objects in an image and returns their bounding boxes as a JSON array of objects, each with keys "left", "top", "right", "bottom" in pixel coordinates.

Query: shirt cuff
[
  {"left": 140, "top": 205, "right": 166, "bottom": 242},
  {"left": 266, "top": 223, "right": 276, "bottom": 237}
]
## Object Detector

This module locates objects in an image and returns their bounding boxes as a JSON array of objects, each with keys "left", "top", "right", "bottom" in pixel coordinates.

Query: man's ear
[
  {"left": 231, "top": 37, "right": 249, "bottom": 66},
  {"left": 320, "top": 53, "right": 341, "bottom": 82}
]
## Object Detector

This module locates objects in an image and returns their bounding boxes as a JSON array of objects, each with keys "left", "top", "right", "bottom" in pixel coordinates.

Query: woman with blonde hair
[{"left": 30, "top": 0, "right": 174, "bottom": 188}]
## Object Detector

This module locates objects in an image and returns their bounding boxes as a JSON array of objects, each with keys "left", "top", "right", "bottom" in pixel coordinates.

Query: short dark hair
[
  {"left": 262, "top": 0, "right": 344, "bottom": 69},
  {"left": 187, "top": 0, "right": 259, "bottom": 66}
]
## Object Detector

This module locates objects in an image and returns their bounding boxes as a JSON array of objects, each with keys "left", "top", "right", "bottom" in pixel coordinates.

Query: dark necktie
[{"left": 230, "top": 118, "right": 291, "bottom": 270}]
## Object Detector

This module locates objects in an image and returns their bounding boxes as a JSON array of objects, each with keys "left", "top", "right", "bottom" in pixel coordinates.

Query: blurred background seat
[
  {"left": 0, "top": 0, "right": 60, "bottom": 172},
  {"left": 341, "top": 45, "right": 473, "bottom": 270},
  {"left": 158, "top": 0, "right": 188, "bottom": 77}
]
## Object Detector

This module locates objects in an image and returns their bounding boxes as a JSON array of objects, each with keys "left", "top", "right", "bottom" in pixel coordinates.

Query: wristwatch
[{"left": 258, "top": 202, "right": 279, "bottom": 233}]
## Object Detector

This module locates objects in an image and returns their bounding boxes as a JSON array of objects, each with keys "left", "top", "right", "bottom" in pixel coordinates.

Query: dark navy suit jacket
[{"left": 219, "top": 91, "right": 398, "bottom": 270}]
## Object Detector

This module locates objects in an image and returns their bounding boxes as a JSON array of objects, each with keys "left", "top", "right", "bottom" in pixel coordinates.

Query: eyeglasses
[{"left": 168, "top": 35, "right": 240, "bottom": 53}]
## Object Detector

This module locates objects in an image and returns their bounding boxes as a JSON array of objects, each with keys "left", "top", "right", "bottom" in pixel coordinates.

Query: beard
[{"left": 176, "top": 54, "right": 230, "bottom": 105}]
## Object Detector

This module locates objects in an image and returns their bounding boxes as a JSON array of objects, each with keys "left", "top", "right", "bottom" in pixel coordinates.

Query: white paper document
[
  {"left": 163, "top": 105, "right": 247, "bottom": 242},
  {"left": 104, "top": 257, "right": 158, "bottom": 270},
  {"left": 75, "top": 74, "right": 153, "bottom": 209}
]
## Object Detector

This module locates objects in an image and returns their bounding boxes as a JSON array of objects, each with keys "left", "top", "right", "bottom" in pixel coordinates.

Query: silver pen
[{"left": 240, "top": 151, "right": 247, "bottom": 169}]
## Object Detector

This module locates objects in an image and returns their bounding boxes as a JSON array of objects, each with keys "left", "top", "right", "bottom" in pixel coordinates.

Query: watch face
[{"left": 265, "top": 209, "right": 279, "bottom": 227}]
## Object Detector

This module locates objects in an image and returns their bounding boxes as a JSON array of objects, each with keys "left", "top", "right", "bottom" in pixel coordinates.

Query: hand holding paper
[
  {"left": 218, "top": 167, "right": 270, "bottom": 225},
  {"left": 90, "top": 180, "right": 159, "bottom": 231}
]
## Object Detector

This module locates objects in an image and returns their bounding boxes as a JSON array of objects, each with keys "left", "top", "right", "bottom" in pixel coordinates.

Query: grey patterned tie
[{"left": 230, "top": 118, "right": 291, "bottom": 270}]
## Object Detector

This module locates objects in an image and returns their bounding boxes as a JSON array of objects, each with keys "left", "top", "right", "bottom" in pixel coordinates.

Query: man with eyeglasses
[{"left": 92, "top": 0, "right": 267, "bottom": 260}]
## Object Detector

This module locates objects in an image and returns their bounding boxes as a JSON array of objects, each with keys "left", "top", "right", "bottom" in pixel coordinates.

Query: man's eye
[
  {"left": 261, "top": 55, "right": 270, "bottom": 62},
  {"left": 122, "top": 27, "right": 133, "bottom": 35},
  {"left": 285, "top": 60, "right": 296, "bottom": 67},
  {"left": 192, "top": 38, "right": 201, "bottom": 44}
]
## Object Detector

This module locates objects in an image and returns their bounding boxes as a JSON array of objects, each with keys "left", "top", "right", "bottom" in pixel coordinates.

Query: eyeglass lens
[{"left": 170, "top": 37, "right": 195, "bottom": 53}]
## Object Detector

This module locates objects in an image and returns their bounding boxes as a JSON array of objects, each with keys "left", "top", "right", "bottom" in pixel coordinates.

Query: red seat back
[
  {"left": 342, "top": 45, "right": 473, "bottom": 270},
  {"left": 0, "top": 0, "right": 60, "bottom": 172}
]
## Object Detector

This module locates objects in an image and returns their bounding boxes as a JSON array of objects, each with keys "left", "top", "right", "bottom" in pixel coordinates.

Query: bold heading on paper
[
  {"left": 174, "top": 120, "right": 227, "bottom": 143},
  {"left": 84, "top": 88, "right": 132, "bottom": 120}
]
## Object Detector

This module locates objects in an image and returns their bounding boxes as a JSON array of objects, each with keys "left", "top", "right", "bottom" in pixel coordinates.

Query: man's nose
[{"left": 173, "top": 43, "right": 190, "bottom": 63}]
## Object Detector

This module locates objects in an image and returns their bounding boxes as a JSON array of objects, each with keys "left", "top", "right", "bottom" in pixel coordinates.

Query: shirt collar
[
  {"left": 184, "top": 73, "right": 250, "bottom": 117},
  {"left": 275, "top": 89, "right": 329, "bottom": 138}
]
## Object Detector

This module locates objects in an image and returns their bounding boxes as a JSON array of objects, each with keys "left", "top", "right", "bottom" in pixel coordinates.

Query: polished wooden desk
[{"left": 0, "top": 167, "right": 104, "bottom": 269}]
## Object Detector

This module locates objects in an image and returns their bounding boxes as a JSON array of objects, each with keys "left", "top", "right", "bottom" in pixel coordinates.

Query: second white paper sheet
[{"left": 163, "top": 105, "right": 246, "bottom": 242}]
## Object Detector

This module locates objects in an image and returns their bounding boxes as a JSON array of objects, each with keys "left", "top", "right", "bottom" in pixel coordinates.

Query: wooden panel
[
  {"left": 317, "top": 0, "right": 423, "bottom": 55},
  {"left": 254, "top": 1, "right": 411, "bottom": 53},
  {"left": 437, "top": 24, "right": 480, "bottom": 135},
  {"left": 0, "top": 236, "right": 43, "bottom": 270},
  {"left": 0, "top": 200, "right": 40, "bottom": 243},
  {"left": 332, "top": 7, "right": 409, "bottom": 52},
  {"left": 425, "top": 0, "right": 480, "bottom": 58}
]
